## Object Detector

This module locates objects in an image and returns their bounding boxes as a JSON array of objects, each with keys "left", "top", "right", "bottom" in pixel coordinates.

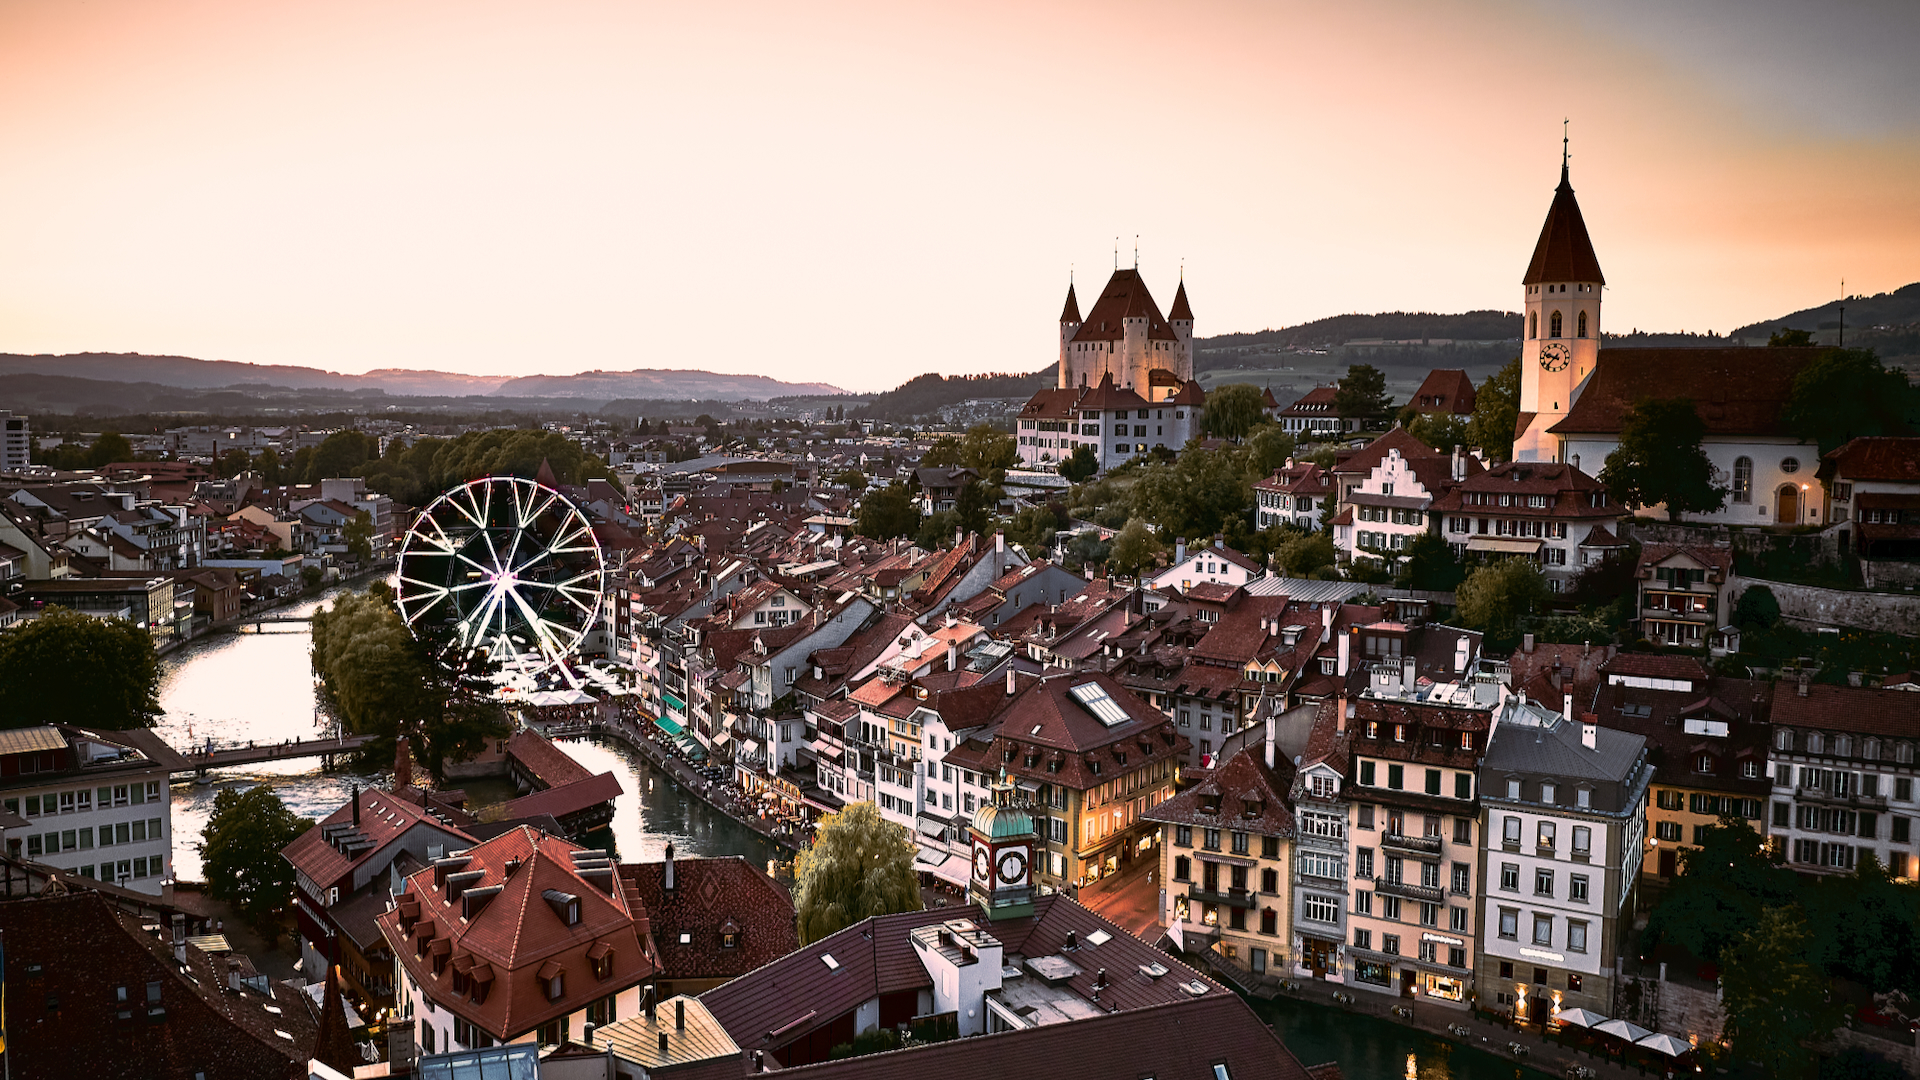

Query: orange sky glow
[{"left": 1, "top": 0, "right": 1915, "bottom": 391}]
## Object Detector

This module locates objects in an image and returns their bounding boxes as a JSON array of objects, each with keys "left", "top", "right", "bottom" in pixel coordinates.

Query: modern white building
[
  {"left": 1767, "top": 681, "right": 1920, "bottom": 878},
  {"left": 0, "top": 726, "right": 184, "bottom": 895}
]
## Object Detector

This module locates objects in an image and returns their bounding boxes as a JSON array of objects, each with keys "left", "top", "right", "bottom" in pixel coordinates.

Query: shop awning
[
  {"left": 712, "top": 730, "right": 732, "bottom": 747},
  {"left": 914, "top": 851, "right": 970, "bottom": 888},
  {"left": 654, "top": 714, "right": 684, "bottom": 737},
  {"left": 915, "top": 816, "right": 949, "bottom": 838},
  {"left": 1465, "top": 536, "right": 1543, "bottom": 555}
]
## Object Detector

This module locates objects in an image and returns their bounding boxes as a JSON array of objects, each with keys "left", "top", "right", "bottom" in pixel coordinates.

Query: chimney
[
  {"left": 172, "top": 913, "right": 187, "bottom": 963},
  {"left": 583, "top": 1021, "right": 596, "bottom": 1045},
  {"left": 995, "top": 530, "right": 1005, "bottom": 555},
  {"left": 1265, "top": 707, "right": 1276, "bottom": 770},
  {"left": 1522, "top": 633, "right": 1535, "bottom": 654},
  {"left": 1401, "top": 655, "right": 1416, "bottom": 694},
  {"left": 1175, "top": 538, "right": 1186, "bottom": 565},
  {"left": 659, "top": 1031, "right": 670, "bottom": 1055},
  {"left": 1452, "top": 445, "right": 1465, "bottom": 482},
  {"left": 664, "top": 842, "right": 676, "bottom": 891},
  {"left": 676, "top": 999, "right": 685, "bottom": 1031},
  {"left": 395, "top": 736, "right": 413, "bottom": 791},
  {"left": 645, "top": 984, "right": 657, "bottom": 1022},
  {"left": 1582, "top": 721, "right": 1597, "bottom": 750},
  {"left": 1007, "top": 667, "right": 1017, "bottom": 696},
  {"left": 351, "top": 785, "right": 360, "bottom": 827},
  {"left": 1335, "top": 693, "right": 1349, "bottom": 735},
  {"left": 1337, "top": 626, "right": 1352, "bottom": 676},
  {"left": 948, "top": 643, "right": 959, "bottom": 672},
  {"left": 1564, "top": 691, "right": 1574, "bottom": 724}
]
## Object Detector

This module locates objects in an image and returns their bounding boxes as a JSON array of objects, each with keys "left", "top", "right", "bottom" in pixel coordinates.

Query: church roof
[
  {"left": 1548, "top": 346, "right": 1825, "bottom": 438},
  {"left": 1069, "top": 268, "right": 1178, "bottom": 344},
  {"left": 1060, "top": 283, "right": 1082, "bottom": 324},
  {"left": 1169, "top": 280, "right": 1194, "bottom": 321},
  {"left": 1522, "top": 166, "right": 1606, "bottom": 286}
]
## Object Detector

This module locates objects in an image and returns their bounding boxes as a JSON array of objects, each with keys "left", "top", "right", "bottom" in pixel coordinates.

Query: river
[
  {"left": 158, "top": 588, "right": 1534, "bottom": 1080},
  {"left": 159, "top": 583, "right": 775, "bottom": 881}
]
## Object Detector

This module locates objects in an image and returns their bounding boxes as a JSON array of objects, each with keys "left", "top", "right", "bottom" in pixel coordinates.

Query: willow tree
[{"left": 793, "top": 802, "right": 921, "bottom": 944}]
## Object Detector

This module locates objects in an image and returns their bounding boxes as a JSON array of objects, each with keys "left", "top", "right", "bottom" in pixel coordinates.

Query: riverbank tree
[
  {"left": 0, "top": 607, "right": 162, "bottom": 730},
  {"left": 200, "top": 784, "right": 312, "bottom": 933},
  {"left": 793, "top": 802, "right": 921, "bottom": 944},
  {"left": 309, "top": 585, "right": 511, "bottom": 781}
]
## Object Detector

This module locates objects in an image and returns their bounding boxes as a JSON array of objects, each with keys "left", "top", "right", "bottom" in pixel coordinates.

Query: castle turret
[
  {"left": 1057, "top": 282, "right": 1083, "bottom": 389},
  {"left": 1168, "top": 279, "right": 1196, "bottom": 398}
]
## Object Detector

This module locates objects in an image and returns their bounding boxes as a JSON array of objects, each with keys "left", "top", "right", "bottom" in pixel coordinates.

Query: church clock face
[
  {"left": 1539, "top": 342, "right": 1571, "bottom": 372},
  {"left": 973, "top": 847, "right": 992, "bottom": 882},
  {"left": 997, "top": 849, "right": 1027, "bottom": 884}
]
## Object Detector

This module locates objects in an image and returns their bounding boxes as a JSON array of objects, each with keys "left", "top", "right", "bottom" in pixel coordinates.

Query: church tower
[
  {"left": 968, "top": 769, "right": 1036, "bottom": 920},
  {"left": 1169, "top": 278, "right": 1195, "bottom": 386},
  {"left": 1514, "top": 153, "right": 1605, "bottom": 463},
  {"left": 1057, "top": 282, "right": 1083, "bottom": 389}
]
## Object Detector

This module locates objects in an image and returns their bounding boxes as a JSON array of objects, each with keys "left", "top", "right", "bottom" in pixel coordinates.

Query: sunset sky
[{"left": 2, "top": 0, "right": 1916, "bottom": 392}]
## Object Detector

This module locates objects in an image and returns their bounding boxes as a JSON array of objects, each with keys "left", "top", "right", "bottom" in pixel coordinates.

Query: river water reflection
[
  {"left": 160, "top": 584, "right": 775, "bottom": 880},
  {"left": 1254, "top": 998, "right": 1551, "bottom": 1080}
]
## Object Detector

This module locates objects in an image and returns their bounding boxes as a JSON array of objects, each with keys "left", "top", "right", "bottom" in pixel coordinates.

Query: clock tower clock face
[
  {"left": 973, "top": 846, "right": 992, "bottom": 882},
  {"left": 997, "top": 849, "right": 1027, "bottom": 885},
  {"left": 1539, "top": 342, "right": 1571, "bottom": 372}
]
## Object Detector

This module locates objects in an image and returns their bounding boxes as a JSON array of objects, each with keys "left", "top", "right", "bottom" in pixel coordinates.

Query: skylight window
[
  {"left": 1031, "top": 724, "right": 1044, "bottom": 736},
  {"left": 1085, "top": 929, "right": 1112, "bottom": 946},
  {"left": 1068, "top": 682, "right": 1130, "bottom": 727},
  {"left": 821, "top": 953, "right": 840, "bottom": 971}
]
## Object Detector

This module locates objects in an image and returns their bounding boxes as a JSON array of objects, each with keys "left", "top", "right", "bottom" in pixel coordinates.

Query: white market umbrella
[
  {"left": 1635, "top": 1033, "right": 1694, "bottom": 1058},
  {"left": 1595, "top": 1018, "right": 1654, "bottom": 1043},
  {"left": 1555, "top": 1008, "right": 1608, "bottom": 1028}
]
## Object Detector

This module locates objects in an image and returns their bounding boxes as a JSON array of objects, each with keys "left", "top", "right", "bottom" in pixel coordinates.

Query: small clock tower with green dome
[{"left": 968, "top": 768, "right": 1036, "bottom": 920}]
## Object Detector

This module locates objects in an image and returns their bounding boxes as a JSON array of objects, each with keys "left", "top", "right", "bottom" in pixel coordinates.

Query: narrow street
[{"left": 1075, "top": 851, "right": 1163, "bottom": 940}]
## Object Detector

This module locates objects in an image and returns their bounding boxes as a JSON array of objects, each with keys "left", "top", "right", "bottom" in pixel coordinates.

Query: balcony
[
  {"left": 1186, "top": 886, "right": 1259, "bottom": 910},
  {"left": 1374, "top": 876, "right": 1446, "bottom": 904},
  {"left": 1796, "top": 786, "right": 1888, "bottom": 809},
  {"left": 1381, "top": 832, "right": 1443, "bottom": 856}
]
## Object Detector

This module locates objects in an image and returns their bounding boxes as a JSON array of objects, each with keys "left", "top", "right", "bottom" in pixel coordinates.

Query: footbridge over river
[{"left": 173, "top": 733, "right": 375, "bottom": 775}]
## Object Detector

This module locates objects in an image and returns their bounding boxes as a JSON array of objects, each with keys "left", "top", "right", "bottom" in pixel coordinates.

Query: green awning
[
  {"left": 654, "top": 714, "right": 684, "bottom": 737},
  {"left": 662, "top": 691, "right": 686, "bottom": 713}
]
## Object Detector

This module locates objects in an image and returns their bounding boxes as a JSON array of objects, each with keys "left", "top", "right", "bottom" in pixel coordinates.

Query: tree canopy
[
  {"left": 1454, "top": 558, "right": 1549, "bottom": 646},
  {"left": 1400, "top": 532, "right": 1467, "bottom": 592},
  {"left": 793, "top": 802, "right": 921, "bottom": 944},
  {"left": 1719, "top": 906, "right": 1847, "bottom": 1077},
  {"left": 1129, "top": 442, "right": 1256, "bottom": 541},
  {"left": 1781, "top": 348, "right": 1916, "bottom": 456},
  {"left": 0, "top": 608, "right": 162, "bottom": 730},
  {"left": 199, "top": 784, "right": 313, "bottom": 930},
  {"left": 1107, "top": 518, "right": 1162, "bottom": 576},
  {"left": 1333, "top": 364, "right": 1391, "bottom": 420},
  {"left": 1245, "top": 425, "right": 1296, "bottom": 478},
  {"left": 855, "top": 482, "right": 921, "bottom": 541},
  {"left": 1059, "top": 443, "right": 1099, "bottom": 483},
  {"left": 309, "top": 587, "right": 511, "bottom": 780},
  {"left": 920, "top": 424, "right": 1018, "bottom": 484},
  {"left": 1601, "top": 397, "right": 1726, "bottom": 521},
  {"left": 1464, "top": 359, "right": 1520, "bottom": 461},
  {"left": 360, "top": 429, "right": 617, "bottom": 505},
  {"left": 1201, "top": 384, "right": 1268, "bottom": 441}
]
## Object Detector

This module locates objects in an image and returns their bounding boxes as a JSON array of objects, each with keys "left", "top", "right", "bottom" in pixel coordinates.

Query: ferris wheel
[{"left": 394, "top": 475, "right": 603, "bottom": 680}]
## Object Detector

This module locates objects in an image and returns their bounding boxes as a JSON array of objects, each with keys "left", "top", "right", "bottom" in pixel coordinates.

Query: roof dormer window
[{"left": 543, "top": 889, "right": 581, "bottom": 926}]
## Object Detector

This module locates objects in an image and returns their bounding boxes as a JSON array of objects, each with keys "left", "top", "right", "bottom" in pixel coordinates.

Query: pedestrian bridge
[{"left": 173, "top": 733, "right": 375, "bottom": 774}]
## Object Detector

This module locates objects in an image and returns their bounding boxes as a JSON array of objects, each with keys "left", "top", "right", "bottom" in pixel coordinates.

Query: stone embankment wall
[{"left": 1733, "top": 578, "right": 1920, "bottom": 636}]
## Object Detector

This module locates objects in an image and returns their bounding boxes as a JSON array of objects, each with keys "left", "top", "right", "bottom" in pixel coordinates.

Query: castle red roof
[
  {"left": 1169, "top": 279, "right": 1194, "bottom": 321},
  {"left": 1522, "top": 165, "right": 1606, "bottom": 285},
  {"left": 1068, "top": 268, "right": 1178, "bottom": 344},
  {"left": 1060, "top": 282, "right": 1082, "bottom": 324}
]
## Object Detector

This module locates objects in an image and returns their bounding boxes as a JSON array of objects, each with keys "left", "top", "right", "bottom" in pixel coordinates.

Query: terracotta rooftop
[
  {"left": 619, "top": 853, "right": 796, "bottom": 984},
  {"left": 1145, "top": 743, "right": 1297, "bottom": 834},
  {"left": 1549, "top": 347, "right": 1826, "bottom": 437},
  {"left": 1772, "top": 682, "right": 1920, "bottom": 739},
  {"left": 1068, "top": 268, "right": 1178, "bottom": 344},
  {"left": 1821, "top": 437, "right": 1920, "bottom": 484}
]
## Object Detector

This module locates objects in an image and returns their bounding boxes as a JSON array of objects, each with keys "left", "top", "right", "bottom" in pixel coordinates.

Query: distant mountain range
[{"left": 0, "top": 353, "right": 843, "bottom": 401}]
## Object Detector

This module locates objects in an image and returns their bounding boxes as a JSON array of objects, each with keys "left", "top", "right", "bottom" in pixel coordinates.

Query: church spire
[
  {"left": 1060, "top": 280, "right": 1082, "bottom": 324},
  {"left": 1522, "top": 149, "right": 1604, "bottom": 286}
]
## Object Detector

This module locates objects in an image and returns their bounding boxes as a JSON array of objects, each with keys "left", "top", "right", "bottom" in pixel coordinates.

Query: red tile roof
[
  {"left": 506, "top": 728, "right": 596, "bottom": 789},
  {"left": 1636, "top": 543, "right": 1734, "bottom": 576},
  {"left": 1522, "top": 166, "right": 1606, "bottom": 285},
  {"left": 282, "top": 786, "right": 475, "bottom": 892},
  {"left": 0, "top": 891, "right": 318, "bottom": 1080},
  {"left": 376, "top": 825, "right": 655, "bottom": 1041},
  {"left": 1822, "top": 437, "right": 1920, "bottom": 484},
  {"left": 1549, "top": 347, "right": 1826, "bottom": 437},
  {"left": 1068, "top": 268, "right": 1178, "bottom": 344},
  {"left": 1410, "top": 368, "right": 1478, "bottom": 415},
  {"left": 1146, "top": 744, "right": 1297, "bottom": 834},
  {"left": 1601, "top": 652, "right": 1710, "bottom": 682},
  {"left": 501, "top": 771, "right": 624, "bottom": 822},
  {"left": 1771, "top": 682, "right": 1920, "bottom": 739},
  {"left": 620, "top": 855, "right": 796, "bottom": 983}
]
